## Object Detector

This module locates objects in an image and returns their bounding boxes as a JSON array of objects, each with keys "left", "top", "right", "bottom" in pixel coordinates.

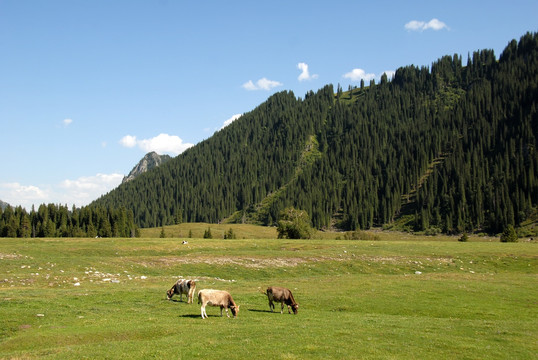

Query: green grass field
[{"left": 1, "top": 230, "right": 536, "bottom": 359}]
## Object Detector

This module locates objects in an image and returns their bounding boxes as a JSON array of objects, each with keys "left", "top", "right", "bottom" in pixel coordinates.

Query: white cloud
[
  {"left": 343, "top": 69, "right": 396, "bottom": 83},
  {"left": 120, "top": 133, "right": 194, "bottom": 155},
  {"left": 242, "top": 77, "right": 283, "bottom": 91},
  {"left": 220, "top": 114, "right": 242, "bottom": 130},
  {"left": 0, "top": 173, "right": 125, "bottom": 210},
  {"left": 297, "top": 62, "right": 318, "bottom": 81},
  {"left": 138, "top": 133, "right": 193, "bottom": 155},
  {"left": 343, "top": 68, "right": 376, "bottom": 82},
  {"left": 405, "top": 20, "right": 425, "bottom": 31},
  {"left": 0, "top": 183, "right": 49, "bottom": 208},
  {"left": 426, "top": 18, "right": 448, "bottom": 31},
  {"left": 242, "top": 80, "right": 257, "bottom": 91},
  {"left": 58, "top": 173, "right": 122, "bottom": 207},
  {"left": 60, "top": 173, "right": 123, "bottom": 205},
  {"left": 119, "top": 135, "right": 137, "bottom": 148},
  {"left": 61, "top": 173, "right": 122, "bottom": 191},
  {"left": 63, "top": 118, "right": 73, "bottom": 126},
  {"left": 381, "top": 70, "right": 396, "bottom": 79},
  {"left": 405, "top": 18, "right": 448, "bottom": 32}
]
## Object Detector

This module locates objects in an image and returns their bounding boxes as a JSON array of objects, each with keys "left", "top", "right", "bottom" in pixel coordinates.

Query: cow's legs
[
  {"left": 268, "top": 299, "right": 274, "bottom": 312},
  {"left": 201, "top": 305, "right": 206, "bottom": 319},
  {"left": 280, "top": 302, "right": 284, "bottom": 314},
  {"left": 190, "top": 288, "right": 196, "bottom": 303}
]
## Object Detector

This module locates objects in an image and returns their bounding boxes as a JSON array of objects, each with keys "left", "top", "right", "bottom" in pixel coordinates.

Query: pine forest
[{"left": 2, "top": 32, "right": 537, "bottom": 237}]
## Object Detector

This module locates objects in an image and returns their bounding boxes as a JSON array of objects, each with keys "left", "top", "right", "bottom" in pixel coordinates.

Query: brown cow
[
  {"left": 197, "top": 289, "right": 239, "bottom": 319},
  {"left": 167, "top": 279, "right": 196, "bottom": 303},
  {"left": 266, "top": 286, "right": 298, "bottom": 314}
]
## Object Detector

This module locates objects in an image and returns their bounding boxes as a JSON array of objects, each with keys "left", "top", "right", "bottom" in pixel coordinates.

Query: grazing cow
[
  {"left": 266, "top": 286, "right": 299, "bottom": 314},
  {"left": 197, "top": 289, "right": 239, "bottom": 319},
  {"left": 167, "top": 279, "right": 196, "bottom": 303}
]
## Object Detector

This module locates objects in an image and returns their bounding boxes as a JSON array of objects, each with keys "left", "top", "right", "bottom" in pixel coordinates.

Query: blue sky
[{"left": 1, "top": 0, "right": 537, "bottom": 210}]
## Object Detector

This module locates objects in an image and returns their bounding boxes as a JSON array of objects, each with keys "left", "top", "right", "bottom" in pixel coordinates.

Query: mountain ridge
[{"left": 92, "top": 32, "right": 538, "bottom": 234}]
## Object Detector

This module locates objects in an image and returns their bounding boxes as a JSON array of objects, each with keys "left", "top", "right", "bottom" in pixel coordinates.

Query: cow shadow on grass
[
  {"left": 178, "top": 314, "right": 201, "bottom": 318},
  {"left": 246, "top": 308, "right": 272, "bottom": 313},
  {"left": 165, "top": 298, "right": 191, "bottom": 303},
  {"left": 179, "top": 314, "right": 238, "bottom": 319}
]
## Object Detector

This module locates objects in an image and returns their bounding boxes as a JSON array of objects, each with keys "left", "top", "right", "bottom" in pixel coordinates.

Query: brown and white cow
[
  {"left": 197, "top": 289, "right": 239, "bottom": 319},
  {"left": 266, "top": 286, "right": 299, "bottom": 314},
  {"left": 167, "top": 279, "right": 196, "bottom": 303}
]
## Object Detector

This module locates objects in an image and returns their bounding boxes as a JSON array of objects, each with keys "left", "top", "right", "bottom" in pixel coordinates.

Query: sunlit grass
[{"left": 1, "top": 236, "right": 536, "bottom": 359}]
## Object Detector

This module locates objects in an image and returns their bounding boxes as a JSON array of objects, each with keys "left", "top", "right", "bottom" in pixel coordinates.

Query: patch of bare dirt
[
  {"left": 152, "top": 256, "right": 308, "bottom": 268},
  {"left": 142, "top": 254, "right": 455, "bottom": 269},
  {"left": 356, "top": 256, "right": 453, "bottom": 264},
  {"left": 0, "top": 253, "right": 22, "bottom": 260}
]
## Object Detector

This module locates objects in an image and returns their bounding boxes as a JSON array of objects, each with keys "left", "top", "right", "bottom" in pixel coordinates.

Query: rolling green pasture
[
  {"left": 140, "top": 222, "right": 502, "bottom": 241},
  {"left": 1, "top": 234, "right": 536, "bottom": 359}
]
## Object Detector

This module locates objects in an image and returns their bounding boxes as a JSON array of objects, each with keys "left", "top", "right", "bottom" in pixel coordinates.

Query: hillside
[{"left": 91, "top": 32, "right": 538, "bottom": 234}]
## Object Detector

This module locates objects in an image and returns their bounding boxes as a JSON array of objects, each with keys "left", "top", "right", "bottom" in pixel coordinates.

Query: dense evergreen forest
[
  {"left": 0, "top": 204, "right": 138, "bottom": 238},
  {"left": 87, "top": 32, "right": 537, "bottom": 234}
]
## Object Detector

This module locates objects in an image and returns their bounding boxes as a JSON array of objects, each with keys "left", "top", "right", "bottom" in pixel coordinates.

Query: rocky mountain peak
[{"left": 122, "top": 152, "right": 172, "bottom": 183}]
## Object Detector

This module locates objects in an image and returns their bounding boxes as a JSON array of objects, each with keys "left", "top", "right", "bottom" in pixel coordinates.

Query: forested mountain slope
[{"left": 92, "top": 32, "right": 538, "bottom": 234}]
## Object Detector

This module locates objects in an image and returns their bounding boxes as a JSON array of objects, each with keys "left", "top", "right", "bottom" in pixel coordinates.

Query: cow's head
[
  {"left": 166, "top": 287, "right": 175, "bottom": 300},
  {"left": 291, "top": 304, "right": 299, "bottom": 315},
  {"left": 230, "top": 305, "right": 240, "bottom": 317}
]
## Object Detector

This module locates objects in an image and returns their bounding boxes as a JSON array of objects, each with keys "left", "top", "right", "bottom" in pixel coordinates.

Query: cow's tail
[
  {"left": 259, "top": 287, "right": 268, "bottom": 296},
  {"left": 197, "top": 290, "right": 202, "bottom": 304}
]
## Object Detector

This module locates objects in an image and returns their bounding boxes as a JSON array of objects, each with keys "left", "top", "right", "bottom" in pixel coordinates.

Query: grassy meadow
[{"left": 0, "top": 227, "right": 537, "bottom": 359}]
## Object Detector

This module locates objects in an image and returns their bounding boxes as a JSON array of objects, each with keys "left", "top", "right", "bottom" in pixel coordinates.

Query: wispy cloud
[
  {"left": 297, "top": 62, "right": 318, "bottom": 81},
  {"left": 405, "top": 18, "right": 448, "bottom": 32},
  {"left": 119, "top": 133, "right": 194, "bottom": 155},
  {"left": 242, "top": 77, "right": 283, "bottom": 91},
  {"left": 63, "top": 118, "right": 73, "bottom": 127}
]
